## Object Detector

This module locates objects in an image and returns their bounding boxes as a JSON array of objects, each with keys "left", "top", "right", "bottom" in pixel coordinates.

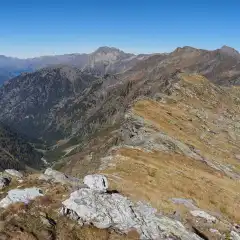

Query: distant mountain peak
[
  {"left": 90, "top": 46, "right": 135, "bottom": 64},
  {"left": 174, "top": 46, "right": 199, "bottom": 53},
  {"left": 93, "top": 46, "right": 122, "bottom": 54},
  {"left": 220, "top": 45, "right": 240, "bottom": 57}
]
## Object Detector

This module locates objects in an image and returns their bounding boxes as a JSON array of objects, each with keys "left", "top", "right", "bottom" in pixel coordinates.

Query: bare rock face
[
  {"left": 44, "top": 168, "right": 67, "bottom": 184},
  {"left": 190, "top": 210, "right": 217, "bottom": 223},
  {"left": 44, "top": 168, "right": 81, "bottom": 186},
  {"left": 61, "top": 188, "right": 201, "bottom": 240},
  {"left": 83, "top": 174, "right": 108, "bottom": 192},
  {"left": 231, "top": 231, "right": 240, "bottom": 240},
  {"left": 5, "top": 169, "right": 23, "bottom": 178},
  {"left": 0, "top": 187, "right": 43, "bottom": 208}
]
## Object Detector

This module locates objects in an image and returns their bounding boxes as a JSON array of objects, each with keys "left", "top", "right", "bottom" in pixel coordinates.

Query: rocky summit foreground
[
  {"left": 0, "top": 168, "right": 238, "bottom": 240},
  {"left": 61, "top": 175, "right": 200, "bottom": 239}
]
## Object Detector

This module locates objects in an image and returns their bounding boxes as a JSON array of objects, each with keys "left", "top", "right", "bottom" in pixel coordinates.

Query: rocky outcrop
[
  {"left": 190, "top": 210, "right": 217, "bottom": 223},
  {"left": 44, "top": 168, "right": 68, "bottom": 184},
  {"left": 231, "top": 231, "right": 240, "bottom": 240},
  {"left": 0, "top": 170, "right": 237, "bottom": 240},
  {"left": 0, "top": 187, "right": 43, "bottom": 208},
  {"left": 43, "top": 168, "right": 81, "bottom": 186},
  {"left": 61, "top": 175, "right": 201, "bottom": 240}
]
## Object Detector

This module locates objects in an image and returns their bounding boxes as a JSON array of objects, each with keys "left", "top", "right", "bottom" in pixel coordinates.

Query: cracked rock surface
[{"left": 62, "top": 188, "right": 201, "bottom": 240}]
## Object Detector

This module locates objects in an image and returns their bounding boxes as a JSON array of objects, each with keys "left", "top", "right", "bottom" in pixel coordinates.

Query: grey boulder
[
  {"left": 61, "top": 188, "right": 201, "bottom": 240},
  {"left": 44, "top": 168, "right": 81, "bottom": 185},
  {"left": 0, "top": 187, "right": 43, "bottom": 208},
  {"left": 190, "top": 210, "right": 217, "bottom": 223}
]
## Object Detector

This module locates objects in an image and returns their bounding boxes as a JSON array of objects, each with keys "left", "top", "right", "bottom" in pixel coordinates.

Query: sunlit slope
[{"left": 101, "top": 74, "right": 240, "bottom": 222}]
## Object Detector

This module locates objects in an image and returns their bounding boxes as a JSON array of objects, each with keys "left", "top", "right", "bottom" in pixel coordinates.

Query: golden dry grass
[
  {"left": 102, "top": 75, "right": 240, "bottom": 223},
  {"left": 103, "top": 148, "right": 240, "bottom": 222},
  {"left": 132, "top": 99, "right": 240, "bottom": 170},
  {"left": 56, "top": 217, "right": 139, "bottom": 240}
]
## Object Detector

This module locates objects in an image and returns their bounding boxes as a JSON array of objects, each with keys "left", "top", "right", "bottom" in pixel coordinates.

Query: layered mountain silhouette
[
  {"left": 0, "top": 47, "right": 149, "bottom": 85},
  {"left": 0, "top": 46, "right": 240, "bottom": 239},
  {"left": 0, "top": 46, "right": 240, "bottom": 143},
  {"left": 0, "top": 45, "right": 240, "bottom": 162}
]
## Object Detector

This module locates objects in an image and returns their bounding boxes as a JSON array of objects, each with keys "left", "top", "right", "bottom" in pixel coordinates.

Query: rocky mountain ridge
[
  {"left": 1, "top": 45, "right": 240, "bottom": 148},
  {"left": 0, "top": 46, "right": 149, "bottom": 85},
  {"left": 56, "top": 73, "right": 240, "bottom": 239},
  {"left": 0, "top": 46, "right": 239, "bottom": 239}
]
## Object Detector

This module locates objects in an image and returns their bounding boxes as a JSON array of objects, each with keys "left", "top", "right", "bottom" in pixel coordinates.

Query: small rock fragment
[
  {"left": 0, "top": 177, "right": 11, "bottom": 190},
  {"left": 0, "top": 187, "right": 43, "bottom": 208},
  {"left": 235, "top": 155, "right": 240, "bottom": 161},
  {"left": 190, "top": 210, "right": 217, "bottom": 223},
  {"left": 5, "top": 169, "right": 23, "bottom": 178},
  {"left": 210, "top": 228, "right": 221, "bottom": 235}
]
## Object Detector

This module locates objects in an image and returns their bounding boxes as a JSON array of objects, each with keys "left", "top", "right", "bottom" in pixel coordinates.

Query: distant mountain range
[
  {"left": 0, "top": 46, "right": 150, "bottom": 85},
  {"left": 0, "top": 44, "right": 240, "bottom": 164},
  {"left": 1, "top": 45, "right": 240, "bottom": 144},
  {"left": 0, "top": 45, "right": 239, "bottom": 239}
]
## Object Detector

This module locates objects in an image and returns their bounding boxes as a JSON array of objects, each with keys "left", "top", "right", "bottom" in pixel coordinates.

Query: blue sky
[{"left": 0, "top": 0, "right": 239, "bottom": 58}]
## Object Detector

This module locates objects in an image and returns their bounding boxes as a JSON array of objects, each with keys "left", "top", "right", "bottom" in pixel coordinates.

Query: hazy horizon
[
  {"left": 1, "top": 44, "right": 236, "bottom": 59},
  {"left": 0, "top": 0, "right": 239, "bottom": 58}
]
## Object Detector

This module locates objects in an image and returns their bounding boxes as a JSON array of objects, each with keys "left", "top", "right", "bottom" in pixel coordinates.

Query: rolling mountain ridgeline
[
  {"left": 0, "top": 47, "right": 149, "bottom": 85},
  {"left": 0, "top": 45, "right": 239, "bottom": 240}
]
